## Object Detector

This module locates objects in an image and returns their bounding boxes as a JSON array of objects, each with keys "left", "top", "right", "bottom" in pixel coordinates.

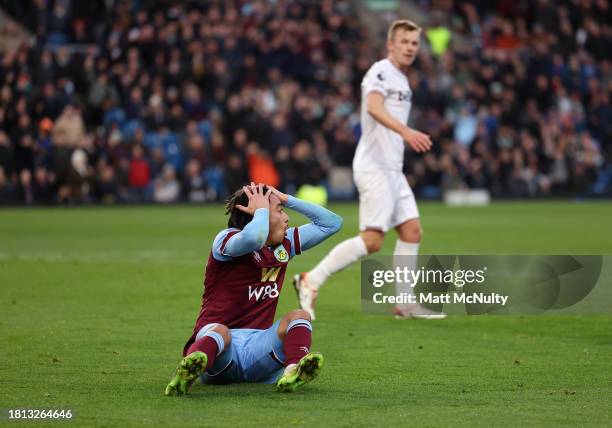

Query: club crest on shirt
[{"left": 274, "top": 246, "right": 289, "bottom": 262}]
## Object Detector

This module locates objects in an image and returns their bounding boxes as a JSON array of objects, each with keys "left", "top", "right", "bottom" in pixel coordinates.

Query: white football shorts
[{"left": 354, "top": 169, "right": 419, "bottom": 232}]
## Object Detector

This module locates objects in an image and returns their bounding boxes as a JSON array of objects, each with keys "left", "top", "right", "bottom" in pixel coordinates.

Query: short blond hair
[{"left": 387, "top": 19, "right": 422, "bottom": 41}]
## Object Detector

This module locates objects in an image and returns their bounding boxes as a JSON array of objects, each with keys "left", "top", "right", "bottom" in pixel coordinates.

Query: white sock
[
  {"left": 307, "top": 236, "right": 368, "bottom": 289},
  {"left": 393, "top": 239, "right": 419, "bottom": 310}
]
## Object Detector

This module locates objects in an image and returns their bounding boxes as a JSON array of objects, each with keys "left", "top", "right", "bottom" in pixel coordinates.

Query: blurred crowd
[
  {"left": 405, "top": 0, "right": 611, "bottom": 197},
  {"left": 0, "top": 0, "right": 610, "bottom": 205}
]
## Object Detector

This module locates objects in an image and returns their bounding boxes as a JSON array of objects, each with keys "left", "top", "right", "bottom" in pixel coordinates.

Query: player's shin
[
  {"left": 393, "top": 240, "right": 447, "bottom": 319},
  {"left": 283, "top": 319, "right": 312, "bottom": 365},
  {"left": 307, "top": 236, "right": 368, "bottom": 288},
  {"left": 393, "top": 240, "right": 419, "bottom": 311}
]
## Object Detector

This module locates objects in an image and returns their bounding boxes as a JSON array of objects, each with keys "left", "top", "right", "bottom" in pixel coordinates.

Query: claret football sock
[
  {"left": 307, "top": 236, "right": 368, "bottom": 289},
  {"left": 187, "top": 332, "right": 224, "bottom": 370},
  {"left": 283, "top": 319, "right": 313, "bottom": 366}
]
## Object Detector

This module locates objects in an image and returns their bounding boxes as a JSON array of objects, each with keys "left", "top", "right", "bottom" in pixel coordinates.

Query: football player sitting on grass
[{"left": 165, "top": 183, "right": 342, "bottom": 395}]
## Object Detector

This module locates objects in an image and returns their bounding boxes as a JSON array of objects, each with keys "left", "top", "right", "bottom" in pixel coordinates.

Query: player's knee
[
  {"left": 278, "top": 310, "right": 312, "bottom": 340},
  {"left": 286, "top": 309, "right": 311, "bottom": 322},
  {"left": 409, "top": 227, "right": 422, "bottom": 243},
  {"left": 210, "top": 324, "right": 232, "bottom": 346},
  {"left": 364, "top": 236, "right": 383, "bottom": 254},
  {"left": 360, "top": 231, "right": 384, "bottom": 254},
  {"left": 400, "top": 224, "right": 422, "bottom": 243}
]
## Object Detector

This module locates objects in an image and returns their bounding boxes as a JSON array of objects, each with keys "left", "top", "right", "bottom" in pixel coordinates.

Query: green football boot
[
  {"left": 276, "top": 352, "right": 324, "bottom": 393},
  {"left": 164, "top": 351, "right": 208, "bottom": 396}
]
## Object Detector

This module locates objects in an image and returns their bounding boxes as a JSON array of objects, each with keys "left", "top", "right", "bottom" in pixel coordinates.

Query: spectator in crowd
[
  {"left": 0, "top": 131, "right": 14, "bottom": 177},
  {"left": 0, "top": 166, "right": 14, "bottom": 204},
  {"left": 128, "top": 144, "right": 151, "bottom": 203},
  {"left": 94, "top": 159, "right": 119, "bottom": 204},
  {"left": 32, "top": 165, "right": 54, "bottom": 204},
  {"left": 154, "top": 164, "right": 180, "bottom": 203},
  {"left": 181, "top": 158, "right": 208, "bottom": 203},
  {"left": 16, "top": 168, "right": 34, "bottom": 205}
]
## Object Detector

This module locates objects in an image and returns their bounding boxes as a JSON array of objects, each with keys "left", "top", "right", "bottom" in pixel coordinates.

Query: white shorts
[{"left": 354, "top": 169, "right": 419, "bottom": 233}]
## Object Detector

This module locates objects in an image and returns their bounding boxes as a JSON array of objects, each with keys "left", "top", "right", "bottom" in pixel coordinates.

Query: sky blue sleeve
[
  {"left": 284, "top": 195, "right": 342, "bottom": 257},
  {"left": 211, "top": 208, "right": 269, "bottom": 261}
]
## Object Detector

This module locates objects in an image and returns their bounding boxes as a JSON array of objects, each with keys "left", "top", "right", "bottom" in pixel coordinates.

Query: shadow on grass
[{"left": 170, "top": 382, "right": 327, "bottom": 402}]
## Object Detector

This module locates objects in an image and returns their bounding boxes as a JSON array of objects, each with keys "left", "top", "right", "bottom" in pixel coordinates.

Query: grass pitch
[{"left": 1, "top": 201, "right": 611, "bottom": 427}]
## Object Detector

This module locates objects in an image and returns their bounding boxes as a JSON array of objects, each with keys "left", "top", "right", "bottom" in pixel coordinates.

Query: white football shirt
[{"left": 352, "top": 58, "right": 412, "bottom": 172}]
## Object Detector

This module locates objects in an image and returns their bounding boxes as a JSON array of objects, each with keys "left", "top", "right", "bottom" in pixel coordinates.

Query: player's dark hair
[{"left": 225, "top": 185, "right": 269, "bottom": 229}]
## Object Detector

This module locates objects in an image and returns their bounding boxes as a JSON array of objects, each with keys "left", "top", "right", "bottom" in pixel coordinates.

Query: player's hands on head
[
  {"left": 236, "top": 183, "right": 271, "bottom": 215},
  {"left": 402, "top": 127, "right": 432, "bottom": 153},
  {"left": 264, "top": 185, "right": 288, "bottom": 204}
]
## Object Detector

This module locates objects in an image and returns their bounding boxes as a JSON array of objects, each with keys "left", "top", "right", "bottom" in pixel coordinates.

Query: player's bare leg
[
  {"left": 295, "top": 230, "right": 380, "bottom": 319},
  {"left": 165, "top": 324, "right": 231, "bottom": 396},
  {"left": 393, "top": 219, "right": 446, "bottom": 320},
  {"left": 276, "top": 310, "right": 323, "bottom": 392},
  {"left": 360, "top": 229, "right": 385, "bottom": 254}
]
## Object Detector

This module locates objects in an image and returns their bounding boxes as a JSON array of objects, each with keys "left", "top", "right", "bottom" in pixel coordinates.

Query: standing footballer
[
  {"left": 165, "top": 184, "right": 342, "bottom": 395},
  {"left": 294, "top": 20, "right": 446, "bottom": 320}
]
